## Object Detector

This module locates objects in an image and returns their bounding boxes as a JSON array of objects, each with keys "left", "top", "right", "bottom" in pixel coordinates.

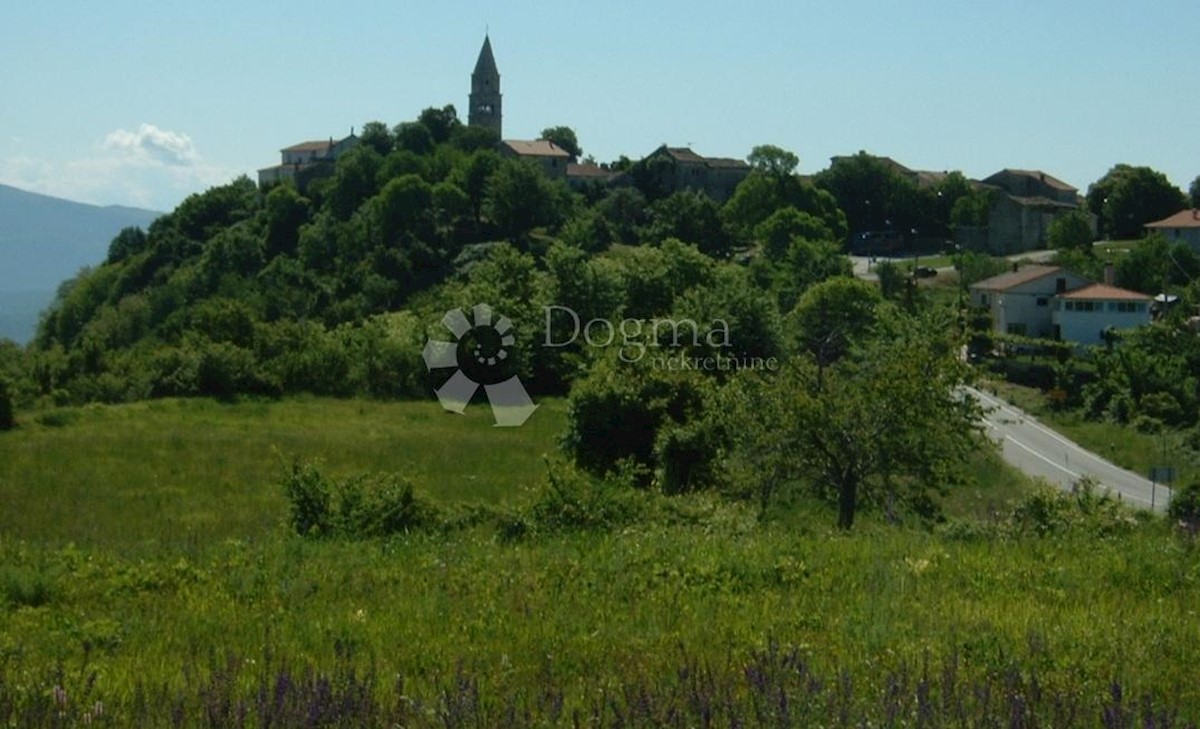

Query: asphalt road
[{"left": 969, "top": 387, "right": 1173, "bottom": 512}]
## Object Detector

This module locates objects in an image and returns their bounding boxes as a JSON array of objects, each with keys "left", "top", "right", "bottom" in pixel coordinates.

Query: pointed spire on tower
[{"left": 473, "top": 34, "right": 499, "bottom": 78}]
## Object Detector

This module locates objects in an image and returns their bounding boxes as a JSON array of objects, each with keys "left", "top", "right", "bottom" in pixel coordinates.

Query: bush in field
[
  {"left": 281, "top": 461, "right": 440, "bottom": 539},
  {"left": 0, "top": 378, "right": 14, "bottom": 431},
  {"left": 521, "top": 461, "right": 650, "bottom": 534},
  {"left": 1167, "top": 481, "right": 1200, "bottom": 527},
  {"left": 561, "top": 355, "right": 712, "bottom": 484}
]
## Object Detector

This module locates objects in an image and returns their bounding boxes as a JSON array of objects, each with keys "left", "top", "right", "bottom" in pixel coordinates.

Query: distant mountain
[{"left": 0, "top": 184, "right": 160, "bottom": 343}]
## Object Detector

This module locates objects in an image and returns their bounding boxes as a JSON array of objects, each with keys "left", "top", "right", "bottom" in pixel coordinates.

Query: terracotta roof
[
  {"left": 567, "top": 163, "right": 616, "bottom": 179},
  {"left": 1145, "top": 209, "right": 1200, "bottom": 229},
  {"left": 1058, "top": 283, "right": 1152, "bottom": 301},
  {"left": 991, "top": 169, "right": 1076, "bottom": 192},
  {"left": 502, "top": 139, "right": 571, "bottom": 158},
  {"left": 970, "top": 265, "right": 1062, "bottom": 291},
  {"left": 282, "top": 140, "right": 334, "bottom": 153}
]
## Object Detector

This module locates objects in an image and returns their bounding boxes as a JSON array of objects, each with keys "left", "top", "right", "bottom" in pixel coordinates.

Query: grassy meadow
[{"left": 2, "top": 397, "right": 1199, "bottom": 726}]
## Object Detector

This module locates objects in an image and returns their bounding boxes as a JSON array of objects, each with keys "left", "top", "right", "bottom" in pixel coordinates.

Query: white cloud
[
  {"left": 0, "top": 124, "right": 236, "bottom": 211},
  {"left": 104, "top": 123, "right": 199, "bottom": 167}
]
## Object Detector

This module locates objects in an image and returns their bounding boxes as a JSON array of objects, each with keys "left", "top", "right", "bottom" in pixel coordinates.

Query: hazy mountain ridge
[{"left": 0, "top": 184, "right": 160, "bottom": 342}]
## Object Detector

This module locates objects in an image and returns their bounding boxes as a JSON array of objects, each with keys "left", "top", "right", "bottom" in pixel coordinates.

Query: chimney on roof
[{"left": 1104, "top": 261, "right": 1114, "bottom": 286}]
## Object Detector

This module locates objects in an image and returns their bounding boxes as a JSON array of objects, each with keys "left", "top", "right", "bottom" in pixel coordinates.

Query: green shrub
[
  {"left": 562, "top": 357, "right": 708, "bottom": 479},
  {"left": 281, "top": 461, "right": 440, "bottom": 539},
  {"left": 524, "top": 461, "right": 649, "bottom": 534},
  {"left": 1167, "top": 481, "right": 1200, "bottom": 525},
  {"left": 655, "top": 418, "right": 723, "bottom": 495},
  {"left": 282, "top": 462, "right": 333, "bottom": 537}
]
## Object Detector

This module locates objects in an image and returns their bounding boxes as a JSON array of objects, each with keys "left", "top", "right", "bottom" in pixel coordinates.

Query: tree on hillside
[
  {"left": 747, "top": 144, "right": 799, "bottom": 177},
  {"left": 723, "top": 158, "right": 847, "bottom": 244},
  {"left": 484, "top": 159, "right": 573, "bottom": 240},
  {"left": 754, "top": 207, "right": 834, "bottom": 260},
  {"left": 540, "top": 126, "right": 581, "bottom": 159},
  {"left": 812, "top": 152, "right": 932, "bottom": 241},
  {"left": 359, "top": 121, "right": 394, "bottom": 155},
  {"left": 1086, "top": 164, "right": 1187, "bottom": 239},
  {"left": 264, "top": 185, "right": 311, "bottom": 257},
  {"left": 724, "top": 310, "right": 982, "bottom": 529},
  {"left": 1047, "top": 210, "right": 1094, "bottom": 253},
  {"left": 393, "top": 122, "right": 435, "bottom": 156},
  {"left": 418, "top": 105, "right": 461, "bottom": 145},
  {"left": 786, "top": 276, "right": 882, "bottom": 368},
  {"left": 642, "top": 190, "right": 732, "bottom": 258}
]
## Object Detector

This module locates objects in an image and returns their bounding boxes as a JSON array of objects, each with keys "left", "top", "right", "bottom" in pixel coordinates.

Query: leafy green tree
[
  {"left": 813, "top": 152, "right": 931, "bottom": 240},
  {"left": 1086, "top": 164, "right": 1188, "bottom": 239},
  {"left": 105, "top": 226, "right": 149, "bottom": 265},
  {"left": 594, "top": 186, "right": 647, "bottom": 244},
  {"left": 449, "top": 124, "right": 499, "bottom": 153},
  {"left": 558, "top": 210, "right": 612, "bottom": 254},
  {"left": 1047, "top": 210, "right": 1094, "bottom": 253},
  {"left": 264, "top": 185, "right": 311, "bottom": 257},
  {"left": 329, "top": 147, "right": 382, "bottom": 220},
  {"left": 431, "top": 181, "right": 471, "bottom": 236},
  {"left": 375, "top": 174, "right": 433, "bottom": 242},
  {"left": 747, "top": 144, "right": 798, "bottom": 177},
  {"left": 484, "top": 159, "right": 573, "bottom": 240},
  {"left": 875, "top": 260, "right": 906, "bottom": 300},
  {"left": 539, "top": 126, "right": 581, "bottom": 159},
  {"left": 418, "top": 105, "right": 461, "bottom": 144},
  {"left": 1115, "top": 232, "right": 1200, "bottom": 294},
  {"left": 950, "top": 187, "right": 992, "bottom": 227},
  {"left": 642, "top": 190, "right": 732, "bottom": 257},
  {"left": 359, "top": 121, "right": 394, "bottom": 155},
  {"left": 769, "top": 238, "right": 853, "bottom": 312},
  {"left": 725, "top": 310, "right": 982, "bottom": 529},
  {"left": 754, "top": 207, "right": 834, "bottom": 260},
  {"left": 453, "top": 149, "right": 501, "bottom": 224},
  {"left": 786, "top": 276, "right": 883, "bottom": 367},
  {"left": 723, "top": 168, "right": 847, "bottom": 244},
  {"left": 393, "top": 121, "right": 435, "bottom": 156}
]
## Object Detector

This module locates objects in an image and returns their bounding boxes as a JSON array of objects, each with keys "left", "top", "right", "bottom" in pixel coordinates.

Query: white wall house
[
  {"left": 258, "top": 134, "right": 360, "bottom": 187},
  {"left": 969, "top": 265, "right": 1091, "bottom": 338},
  {"left": 971, "top": 264, "right": 1153, "bottom": 345},
  {"left": 1052, "top": 284, "right": 1152, "bottom": 345}
]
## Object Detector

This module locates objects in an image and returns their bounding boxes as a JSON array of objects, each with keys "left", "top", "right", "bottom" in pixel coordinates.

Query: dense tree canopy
[{"left": 1086, "top": 164, "right": 1188, "bottom": 239}]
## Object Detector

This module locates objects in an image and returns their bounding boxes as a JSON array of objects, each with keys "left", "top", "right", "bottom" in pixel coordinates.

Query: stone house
[
  {"left": 258, "top": 134, "right": 359, "bottom": 187},
  {"left": 498, "top": 139, "right": 572, "bottom": 180},
  {"left": 636, "top": 145, "right": 751, "bottom": 202},
  {"left": 973, "top": 169, "right": 1091, "bottom": 254}
]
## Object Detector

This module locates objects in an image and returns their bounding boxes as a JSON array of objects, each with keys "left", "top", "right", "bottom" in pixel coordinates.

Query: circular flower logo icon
[{"left": 422, "top": 303, "right": 538, "bottom": 427}]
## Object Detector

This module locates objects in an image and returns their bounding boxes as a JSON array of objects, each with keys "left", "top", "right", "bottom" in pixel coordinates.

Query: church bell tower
[{"left": 468, "top": 35, "right": 502, "bottom": 138}]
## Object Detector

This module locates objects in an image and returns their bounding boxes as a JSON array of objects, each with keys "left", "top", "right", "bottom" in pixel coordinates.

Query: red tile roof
[
  {"left": 970, "top": 265, "right": 1062, "bottom": 292},
  {"left": 1058, "top": 283, "right": 1151, "bottom": 301},
  {"left": 502, "top": 139, "right": 571, "bottom": 158},
  {"left": 1145, "top": 209, "right": 1200, "bottom": 229}
]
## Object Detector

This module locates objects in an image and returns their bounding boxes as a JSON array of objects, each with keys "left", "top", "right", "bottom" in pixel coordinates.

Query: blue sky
[{"left": 2, "top": 0, "right": 1196, "bottom": 212}]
